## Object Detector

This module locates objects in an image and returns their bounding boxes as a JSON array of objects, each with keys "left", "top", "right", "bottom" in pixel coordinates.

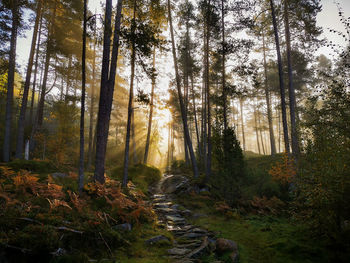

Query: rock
[
  {"left": 181, "top": 232, "right": 206, "bottom": 239},
  {"left": 155, "top": 207, "right": 178, "bottom": 214},
  {"left": 215, "top": 238, "right": 238, "bottom": 255},
  {"left": 186, "top": 236, "right": 209, "bottom": 259},
  {"left": 166, "top": 215, "right": 185, "bottom": 223},
  {"left": 230, "top": 251, "right": 239, "bottom": 263},
  {"left": 168, "top": 247, "right": 191, "bottom": 256},
  {"left": 161, "top": 175, "right": 189, "bottom": 194},
  {"left": 51, "top": 172, "right": 68, "bottom": 178},
  {"left": 113, "top": 223, "right": 132, "bottom": 231},
  {"left": 179, "top": 209, "right": 192, "bottom": 217},
  {"left": 51, "top": 248, "right": 67, "bottom": 256},
  {"left": 145, "top": 235, "right": 170, "bottom": 245}
]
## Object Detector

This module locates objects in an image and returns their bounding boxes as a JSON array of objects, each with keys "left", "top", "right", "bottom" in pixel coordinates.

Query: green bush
[
  {"left": 110, "top": 164, "right": 161, "bottom": 192},
  {"left": 7, "top": 159, "right": 56, "bottom": 173}
]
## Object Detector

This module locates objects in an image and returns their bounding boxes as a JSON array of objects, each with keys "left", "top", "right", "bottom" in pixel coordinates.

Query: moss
[{"left": 176, "top": 194, "right": 330, "bottom": 263}]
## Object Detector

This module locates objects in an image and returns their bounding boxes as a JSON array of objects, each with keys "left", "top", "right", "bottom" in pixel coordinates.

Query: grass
[{"left": 176, "top": 193, "right": 329, "bottom": 263}]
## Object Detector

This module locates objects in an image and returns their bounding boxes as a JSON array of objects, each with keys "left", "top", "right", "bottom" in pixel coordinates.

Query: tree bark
[
  {"left": 16, "top": 0, "right": 43, "bottom": 159},
  {"left": 88, "top": 27, "right": 97, "bottom": 169},
  {"left": 78, "top": 0, "right": 88, "bottom": 192},
  {"left": 269, "top": 0, "right": 290, "bottom": 153},
  {"left": 190, "top": 73, "right": 200, "bottom": 154},
  {"left": 167, "top": 0, "right": 199, "bottom": 178},
  {"left": 3, "top": 0, "right": 19, "bottom": 162},
  {"left": 205, "top": 0, "right": 212, "bottom": 180},
  {"left": 30, "top": 8, "right": 43, "bottom": 125},
  {"left": 262, "top": 30, "right": 276, "bottom": 155},
  {"left": 221, "top": 0, "right": 227, "bottom": 130},
  {"left": 122, "top": 0, "right": 137, "bottom": 187},
  {"left": 94, "top": 0, "right": 123, "bottom": 184},
  {"left": 143, "top": 47, "right": 156, "bottom": 164},
  {"left": 254, "top": 101, "right": 261, "bottom": 154},
  {"left": 284, "top": 0, "right": 299, "bottom": 156},
  {"left": 239, "top": 97, "right": 246, "bottom": 151},
  {"left": 37, "top": 1, "right": 57, "bottom": 127}
]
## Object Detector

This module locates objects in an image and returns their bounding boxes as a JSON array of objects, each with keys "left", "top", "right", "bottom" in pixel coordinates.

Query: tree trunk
[
  {"left": 254, "top": 101, "right": 261, "bottom": 154},
  {"left": 143, "top": 47, "right": 156, "bottom": 164},
  {"left": 262, "top": 30, "right": 276, "bottom": 155},
  {"left": 30, "top": 10, "right": 43, "bottom": 125},
  {"left": 190, "top": 73, "right": 200, "bottom": 154},
  {"left": 37, "top": 1, "right": 57, "bottom": 127},
  {"left": 3, "top": 0, "right": 19, "bottom": 162},
  {"left": 239, "top": 97, "right": 246, "bottom": 151},
  {"left": 257, "top": 110, "right": 266, "bottom": 155},
  {"left": 284, "top": 0, "right": 299, "bottom": 156},
  {"left": 78, "top": 0, "right": 88, "bottom": 192},
  {"left": 221, "top": 0, "right": 227, "bottom": 130},
  {"left": 167, "top": 0, "right": 199, "bottom": 178},
  {"left": 269, "top": 0, "right": 290, "bottom": 153},
  {"left": 205, "top": 0, "right": 212, "bottom": 180},
  {"left": 131, "top": 107, "right": 137, "bottom": 164},
  {"left": 16, "top": 0, "right": 43, "bottom": 159},
  {"left": 94, "top": 0, "right": 123, "bottom": 184},
  {"left": 122, "top": 0, "right": 136, "bottom": 187},
  {"left": 88, "top": 28, "right": 97, "bottom": 169}
]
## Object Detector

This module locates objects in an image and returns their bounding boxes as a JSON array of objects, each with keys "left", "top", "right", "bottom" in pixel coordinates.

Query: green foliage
[
  {"left": 6, "top": 159, "right": 56, "bottom": 173},
  {"left": 210, "top": 127, "right": 245, "bottom": 204},
  {"left": 110, "top": 164, "right": 161, "bottom": 193},
  {"left": 291, "top": 80, "right": 350, "bottom": 260},
  {"left": 0, "top": 165, "right": 159, "bottom": 261}
]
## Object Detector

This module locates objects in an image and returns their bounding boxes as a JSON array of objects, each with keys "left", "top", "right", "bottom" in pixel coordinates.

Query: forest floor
[{"left": 0, "top": 158, "right": 337, "bottom": 262}]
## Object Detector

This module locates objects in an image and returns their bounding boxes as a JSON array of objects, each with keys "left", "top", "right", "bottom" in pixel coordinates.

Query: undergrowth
[{"left": 0, "top": 162, "right": 165, "bottom": 262}]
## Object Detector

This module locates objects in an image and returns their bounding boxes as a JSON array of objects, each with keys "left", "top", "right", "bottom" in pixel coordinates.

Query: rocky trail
[{"left": 147, "top": 174, "right": 239, "bottom": 263}]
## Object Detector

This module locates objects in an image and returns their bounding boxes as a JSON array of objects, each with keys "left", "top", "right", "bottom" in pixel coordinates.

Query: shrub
[{"left": 110, "top": 164, "right": 161, "bottom": 193}]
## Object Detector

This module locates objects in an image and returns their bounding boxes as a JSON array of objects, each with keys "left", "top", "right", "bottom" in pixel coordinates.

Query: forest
[{"left": 0, "top": 0, "right": 349, "bottom": 262}]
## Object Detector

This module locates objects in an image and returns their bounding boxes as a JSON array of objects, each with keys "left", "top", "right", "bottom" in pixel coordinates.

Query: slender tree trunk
[
  {"left": 239, "top": 97, "right": 246, "bottom": 151},
  {"left": 131, "top": 107, "right": 137, "bottom": 164},
  {"left": 123, "top": 0, "right": 137, "bottom": 187},
  {"left": 278, "top": 106, "right": 281, "bottom": 152},
  {"left": 88, "top": 31, "right": 97, "bottom": 169},
  {"left": 284, "top": 0, "right": 299, "bottom": 156},
  {"left": 262, "top": 31, "right": 276, "bottom": 155},
  {"left": 254, "top": 101, "right": 261, "bottom": 154},
  {"left": 167, "top": 0, "right": 199, "bottom": 178},
  {"left": 143, "top": 47, "right": 156, "bottom": 164},
  {"left": 190, "top": 73, "right": 200, "bottom": 154},
  {"left": 16, "top": 0, "right": 43, "bottom": 159},
  {"left": 202, "top": 27, "right": 207, "bottom": 171},
  {"left": 3, "top": 0, "right": 19, "bottom": 162},
  {"left": 65, "top": 56, "right": 72, "bottom": 102},
  {"left": 78, "top": 0, "right": 88, "bottom": 192},
  {"left": 257, "top": 110, "right": 266, "bottom": 155},
  {"left": 30, "top": 11, "right": 43, "bottom": 125},
  {"left": 94, "top": 0, "right": 123, "bottom": 184},
  {"left": 205, "top": 0, "right": 212, "bottom": 180},
  {"left": 221, "top": 0, "right": 227, "bottom": 130},
  {"left": 37, "top": 1, "right": 57, "bottom": 127},
  {"left": 269, "top": 0, "right": 290, "bottom": 153}
]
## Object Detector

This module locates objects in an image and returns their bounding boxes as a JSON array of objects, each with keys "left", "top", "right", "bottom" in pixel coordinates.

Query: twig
[
  {"left": 56, "top": 226, "right": 83, "bottom": 234},
  {"left": 99, "top": 232, "right": 113, "bottom": 256},
  {"left": 18, "top": 217, "right": 43, "bottom": 225}
]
